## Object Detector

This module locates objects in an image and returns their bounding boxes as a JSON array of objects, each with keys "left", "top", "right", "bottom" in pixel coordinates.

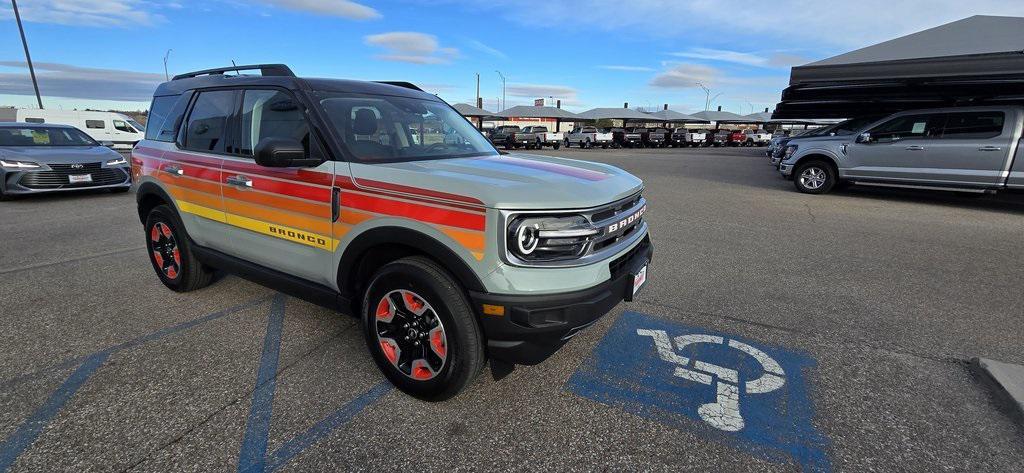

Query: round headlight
[{"left": 516, "top": 224, "right": 539, "bottom": 255}]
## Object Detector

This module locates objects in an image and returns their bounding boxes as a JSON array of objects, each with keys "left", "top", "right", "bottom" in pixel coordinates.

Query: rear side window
[
  {"left": 146, "top": 94, "right": 191, "bottom": 142},
  {"left": 184, "top": 90, "right": 237, "bottom": 153},
  {"left": 86, "top": 120, "right": 105, "bottom": 129},
  {"left": 941, "top": 112, "right": 1004, "bottom": 139}
]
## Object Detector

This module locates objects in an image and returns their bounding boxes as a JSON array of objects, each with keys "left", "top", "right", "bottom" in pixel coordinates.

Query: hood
[
  {"left": 349, "top": 153, "right": 643, "bottom": 210},
  {"left": 0, "top": 145, "right": 121, "bottom": 163}
]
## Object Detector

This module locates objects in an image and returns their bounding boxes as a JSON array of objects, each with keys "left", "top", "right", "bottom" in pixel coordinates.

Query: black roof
[{"left": 154, "top": 64, "right": 438, "bottom": 101}]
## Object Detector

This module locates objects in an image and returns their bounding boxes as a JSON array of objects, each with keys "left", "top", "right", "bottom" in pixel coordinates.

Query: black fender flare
[
  {"left": 135, "top": 181, "right": 176, "bottom": 223},
  {"left": 337, "top": 226, "right": 487, "bottom": 297}
]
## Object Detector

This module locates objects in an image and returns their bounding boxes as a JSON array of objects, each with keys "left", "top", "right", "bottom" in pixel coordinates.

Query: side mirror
[
  {"left": 856, "top": 132, "right": 872, "bottom": 143},
  {"left": 254, "top": 137, "right": 320, "bottom": 168}
]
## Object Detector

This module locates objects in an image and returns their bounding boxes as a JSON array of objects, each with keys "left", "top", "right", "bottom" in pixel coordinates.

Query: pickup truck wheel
[
  {"left": 144, "top": 204, "right": 214, "bottom": 292},
  {"left": 794, "top": 160, "right": 836, "bottom": 194},
  {"left": 362, "top": 256, "right": 484, "bottom": 401},
  {"left": 584, "top": 139, "right": 591, "bottom": 149},
  {"left": 553, "top": 143, "right": 560, "bottom": 150}
]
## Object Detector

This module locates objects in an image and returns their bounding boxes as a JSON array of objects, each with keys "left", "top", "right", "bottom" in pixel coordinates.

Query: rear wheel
[
  {"left": 794, "top": 160, "right": 837, "bottom": 194},
  {"left": 144, "top": 204, "right": 214, "bottom": 291},
  {"left": 363, "top": 256, "right": 485, "bottom": 401}
]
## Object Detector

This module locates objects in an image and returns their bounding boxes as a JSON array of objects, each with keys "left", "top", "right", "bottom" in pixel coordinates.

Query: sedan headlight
[
  {"left": 0, "top": 159, "right": 41, "bottom": 169},
  {"left": 507, "top": 215, "right": 598, "bottom": 263},
  {"left": 106, "top": 157, "right": 128, "bottom": 166}
]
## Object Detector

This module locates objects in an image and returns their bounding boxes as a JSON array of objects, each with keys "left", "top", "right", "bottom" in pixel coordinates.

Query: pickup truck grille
[{"left": 19, "top": 163, "right": 128, "bottom": 189}]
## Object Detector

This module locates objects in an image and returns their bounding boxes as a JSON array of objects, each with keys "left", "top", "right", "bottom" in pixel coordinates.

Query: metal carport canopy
[
  {"left": 452, "top": 103, "right": 502, "bottom": 120},
  {"left": 690, "top": 110, "right": 745, "bottom": 123},
  {"left": 575, "top": 107, "right": 655, "bottom": 121},
  {"left": 642, "top": 109, "right": 710, "bottom": 123},
  {"left": 775, "top": 15, "right": 1024, "bottom": 119}
]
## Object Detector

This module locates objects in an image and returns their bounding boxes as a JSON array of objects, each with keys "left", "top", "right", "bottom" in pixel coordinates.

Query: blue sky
[{"left": 1, "top": 0, "right": 1021, "bottom": 114}]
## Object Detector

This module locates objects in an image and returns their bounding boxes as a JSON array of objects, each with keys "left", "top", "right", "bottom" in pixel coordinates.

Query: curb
[{"left": 970, "top": 357, "right": 1024, "bottom": 427}]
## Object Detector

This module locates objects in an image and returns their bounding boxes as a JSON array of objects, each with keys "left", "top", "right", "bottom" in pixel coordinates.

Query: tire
[
  {"left": 602, "top": 143, "right": 608, "bottom": 149},
  {"left": 584, "top": 139, "right": 591, "bottom": 149},
  {"left": 362, "top": 256, "right": 485, "bottom": 401},
  {"left": 144, "top": 204, "right": 214, "bottom": 292},
  {"left": 793, "top": 160, "right": 837, "bottom": 194},
  {"left": 553, "top": 143, "right": 560, "bottom": 150},
  {"left": 564, "top": 138, "right": 570, "bottom": 148},
  {"left": 536, "top": 139, "right": 542, "bottom": 149}
]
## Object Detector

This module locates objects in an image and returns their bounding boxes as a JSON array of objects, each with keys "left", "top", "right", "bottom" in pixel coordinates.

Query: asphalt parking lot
[{"left": 1, "top": 146, "right": 1022, "bottom": 472}]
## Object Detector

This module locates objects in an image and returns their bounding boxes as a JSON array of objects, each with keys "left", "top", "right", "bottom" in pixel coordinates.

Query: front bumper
[
  {"left": 469, "top": 235, "right": 653, "bottom": 365},
  {"left": 1, "top": 165, "right": 131, "bottom": 195},
  {"left": 779, "top": 162, "right": 794, "bottom": 177}
]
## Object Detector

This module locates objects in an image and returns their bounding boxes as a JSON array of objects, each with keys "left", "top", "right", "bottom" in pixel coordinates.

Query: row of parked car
[
  {"left": 486, "top": 125, "right": 773, "bottom": 150},
  {"left": 765, "top": 105, "right": 1024, "bottom": 195}
]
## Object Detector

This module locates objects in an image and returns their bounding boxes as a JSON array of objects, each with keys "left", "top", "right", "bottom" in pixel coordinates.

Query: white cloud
[
  {"left": 365, "top": 32, "right": 459, "bottom": 64},
  {"left": 455, "top": 1, "right": 1024, "bottom": 48},
  {"left": 0, "top": 0, "right": 164, "bottom": 27},
  {"left": 649, "top": 63, "right": 718, "bottom": 88},
  {"left": 670, "top": 48, "right": 768, "bottom": 67},
  {"left": 506, "top": 83, "right": 577, "bottom": 98},
  {"left": 466, "top": 39, "right": 508, "bottom": 59},
  {"left": 598, "top": 65, "right": 655, "bottom": 72},
  {"left": 0, "top": 62, "right": 163, "bottom": 101},
  {"left": 255, "top": 0, "right": 379, "bottom": 19}
]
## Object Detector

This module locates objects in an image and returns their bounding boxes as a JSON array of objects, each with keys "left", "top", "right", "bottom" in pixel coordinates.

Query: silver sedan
[{"left": 0, "top": 123, "right": 131, "bottom": 200}]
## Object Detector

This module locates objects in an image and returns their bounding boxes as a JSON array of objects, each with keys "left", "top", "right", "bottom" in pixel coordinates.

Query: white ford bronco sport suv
[{"left": 133, "top": 65, "right": 653, "bottom": 400}]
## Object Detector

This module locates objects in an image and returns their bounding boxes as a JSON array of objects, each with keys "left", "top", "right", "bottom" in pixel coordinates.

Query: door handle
[
  {"left": 331, "top": 187, "right": 341, "bottom": 222},
  {"left": 226, "top": 175, "right": 253, "bottom": 188},
  {"left": 904, "top": 145, "right": 925, "bottom": 151},
  {"left": 163, "top": 165, "right": 184, "bottom": 176},
  {"left": 978, "top": 146, "right": 1002, "bottom": 151}
]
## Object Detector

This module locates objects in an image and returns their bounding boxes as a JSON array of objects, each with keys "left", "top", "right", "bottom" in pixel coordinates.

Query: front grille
[
  {"left": 20, "top": 163, "right": 127, "bottom": 189},
  {"left": 609, "top": 235, "right": 651, "bottom": 279}
]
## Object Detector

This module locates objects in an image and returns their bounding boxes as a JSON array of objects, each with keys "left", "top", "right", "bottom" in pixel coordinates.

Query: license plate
[
  {"left": 632, "top": 265, "right": 648, "bottom": 297},
  {"left": 69, "top": 174, "right": 93, "bottom": 183}
]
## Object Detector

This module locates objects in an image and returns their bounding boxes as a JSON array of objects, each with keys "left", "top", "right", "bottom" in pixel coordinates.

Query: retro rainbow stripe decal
[{"left": 133, "top": 148, "right": 487, "bottom": 260}]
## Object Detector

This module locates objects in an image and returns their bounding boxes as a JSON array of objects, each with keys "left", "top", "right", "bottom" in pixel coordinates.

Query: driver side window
[
  {"left": 238, "top": 89, "right": 319, "bottom": 160},
  {"left": 868, "top": 114, "right": 944, "bottom": 142}
]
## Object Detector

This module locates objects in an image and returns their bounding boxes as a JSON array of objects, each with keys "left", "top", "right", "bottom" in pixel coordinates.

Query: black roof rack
[
  {"left": 172, "top": 64, "right": 295, "bottom": 81},
  {"left": 374, "top": 81, "right": 424, "bottom": 92}
]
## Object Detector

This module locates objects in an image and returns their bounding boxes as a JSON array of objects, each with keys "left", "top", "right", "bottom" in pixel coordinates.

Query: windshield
[
  {"left": 317, "top": 92, "right": 497, "bottom": 162},
  {"left": 0, "top": 126, "right": 98, "bottom": 146}
]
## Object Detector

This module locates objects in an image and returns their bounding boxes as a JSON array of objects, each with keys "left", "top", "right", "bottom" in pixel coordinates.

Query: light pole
[
  {"left": 12, "top": 0, "right": 43, "bottom": 109},
  {"left": 163, "top": 49, "right": 173, "bottom": 81},
  {"left": 696, "top": 81, "right": 710, "bottom": 111},
  {"left": 495, "top": 70, "right": 506, "bottom": 111}
]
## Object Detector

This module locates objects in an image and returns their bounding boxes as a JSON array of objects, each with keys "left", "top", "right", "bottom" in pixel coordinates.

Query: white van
[{"left": 0, "top": 109, "right": 145, "bottom": 149}]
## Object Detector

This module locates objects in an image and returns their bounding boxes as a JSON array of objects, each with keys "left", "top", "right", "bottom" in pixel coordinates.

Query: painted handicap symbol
[
  {"left": 567, "top": 312, "right": 831, "bottom": 472},
  {"left": 636, "top": 330, "right": 785, "bottom": 431}
]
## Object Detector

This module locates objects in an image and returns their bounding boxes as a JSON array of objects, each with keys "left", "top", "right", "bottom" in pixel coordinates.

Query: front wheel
[
  {"left": 363, "top": 256, "right": 485, "bottom": 401},
  {"left": 794, "top": 160, "right": 837, "bottom": 194}
]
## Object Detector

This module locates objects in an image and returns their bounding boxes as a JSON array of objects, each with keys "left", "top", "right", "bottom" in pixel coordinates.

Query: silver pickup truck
[{"left": 780, "top": 106, "right": 1024, "bottom": 195}]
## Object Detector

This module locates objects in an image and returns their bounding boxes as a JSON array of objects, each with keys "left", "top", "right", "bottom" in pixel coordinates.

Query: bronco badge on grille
[{"left": 607, "top": 205, "right": 647, "bottom": 233}]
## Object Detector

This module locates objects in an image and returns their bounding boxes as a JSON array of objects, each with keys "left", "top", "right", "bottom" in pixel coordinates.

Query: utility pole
[
  {"left": 12, "top": 0, "right": 43, "bottom": 109},
  {"left": 475, "top": 73, "right": 480, "bottom": 106},
  {"left": 163, "top": 49, "right": 172, "bottom": 81},
  {"left": 495, "top": 70, "right": 506, "bottom": 111}
]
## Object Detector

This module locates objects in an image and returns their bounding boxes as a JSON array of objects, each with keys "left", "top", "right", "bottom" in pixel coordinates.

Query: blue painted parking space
[{"left": 567, "top": 311, "right": 830, "bottom": 472}]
